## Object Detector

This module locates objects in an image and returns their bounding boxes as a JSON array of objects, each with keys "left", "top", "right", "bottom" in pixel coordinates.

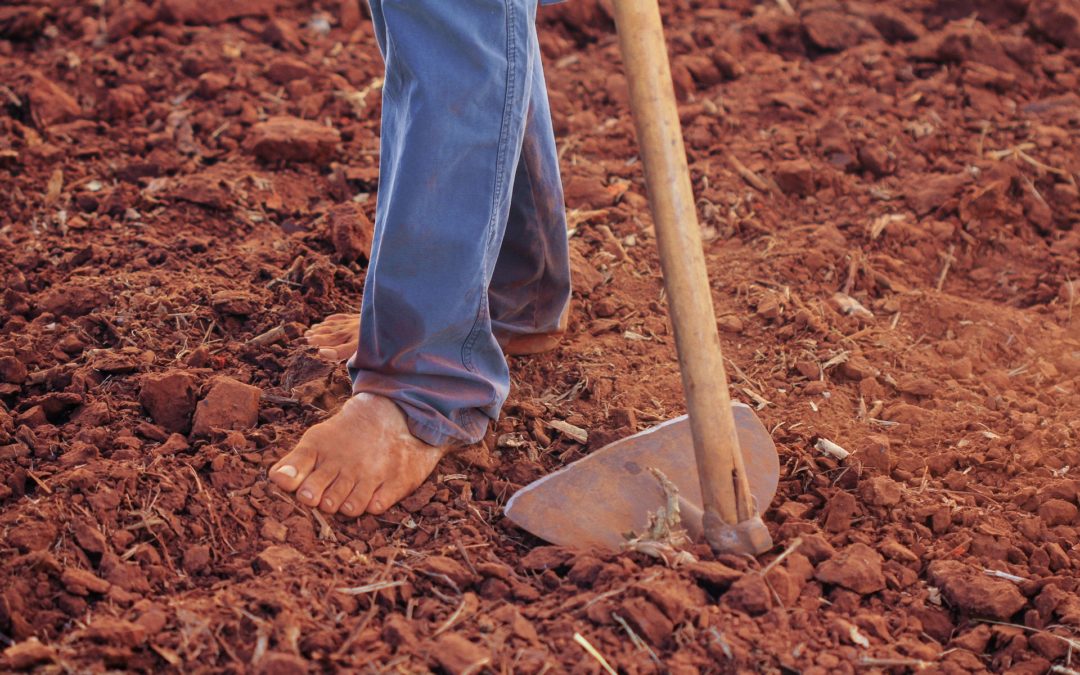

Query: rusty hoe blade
[{"left": 504, "top": 403, "right": 779, "bottom": 551}]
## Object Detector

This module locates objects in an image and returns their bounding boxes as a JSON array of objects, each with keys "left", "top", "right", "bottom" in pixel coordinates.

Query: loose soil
[{"left": 2, "top": 0, "right": 1079, "bottom": 672}]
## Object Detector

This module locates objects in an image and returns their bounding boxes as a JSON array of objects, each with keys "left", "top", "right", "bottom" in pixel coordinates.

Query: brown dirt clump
[{"left": 2, "top": 0, "right": 1079, "bottom": 672}]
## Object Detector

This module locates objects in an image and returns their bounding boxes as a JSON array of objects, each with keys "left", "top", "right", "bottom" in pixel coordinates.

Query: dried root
[{"left": 622, "top": 468, "right": 697, "bottom": 566}]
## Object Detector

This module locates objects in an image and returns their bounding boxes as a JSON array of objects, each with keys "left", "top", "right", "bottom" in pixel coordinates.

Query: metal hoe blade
[{"left": 504, "top": 402, "right": 779, "bottom": 551}]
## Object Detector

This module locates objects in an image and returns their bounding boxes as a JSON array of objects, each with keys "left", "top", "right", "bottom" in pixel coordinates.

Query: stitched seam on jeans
[
  {"left": 520, "top": 139, "right": 546, "bottom": 332},
  {"left": 462, "top": 0, "right": 517, "bottom": 376}
]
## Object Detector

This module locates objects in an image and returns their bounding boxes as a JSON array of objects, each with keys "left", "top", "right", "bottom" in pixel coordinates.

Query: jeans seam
[
  {"left": 461, "top": 0, "right": 517, "bottom": 377},
  {"left": 521, "top": 145, "right": 548, "bottom": 332}
]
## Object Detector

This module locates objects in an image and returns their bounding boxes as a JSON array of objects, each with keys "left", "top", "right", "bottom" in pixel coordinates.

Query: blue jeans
[{"left": 348, "top": 0, "right": 571, "bottom": 446}]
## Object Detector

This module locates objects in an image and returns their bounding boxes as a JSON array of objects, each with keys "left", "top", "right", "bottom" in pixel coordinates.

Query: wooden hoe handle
[{"left": 610, "top": 0, "right": 772, "bottom": 555}]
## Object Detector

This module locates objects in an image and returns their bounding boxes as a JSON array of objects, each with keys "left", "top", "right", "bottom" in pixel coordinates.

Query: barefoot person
[{"left": 270, "top": 0, "right": 572, "bottom": 517}]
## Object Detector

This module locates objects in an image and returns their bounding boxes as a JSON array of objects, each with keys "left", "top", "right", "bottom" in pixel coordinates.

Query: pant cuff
[{"left": 400, "top": 404, "right": 488, "bottom": 448}]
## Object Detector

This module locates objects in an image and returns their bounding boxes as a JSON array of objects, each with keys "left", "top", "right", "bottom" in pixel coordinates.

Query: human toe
[
  {"left": 323, "top": 313, "right": 356, "bottom": 324},
  {"left": 295, "top": 464, "right": 341, "bottom": 507},
  {"left": 305, "top": 326, "right": 350, "bottom": 342},
  {"left": 306, "top": 327, "right": 357, "bottom": 345},
  {"left": 330, "top": 342, "right": 358, "bottom": 360},
  {"left": 366, "top": 475, "right": 425, "bottom": 515},
  {"left": 270, "top": 443, "right": 318, "bottom": 492},
  {"left": 319, "top": 473, "right": 360, "bottom": 514},
  {"left": 339, "top": 481, "right": 378, "bottom": 517}
]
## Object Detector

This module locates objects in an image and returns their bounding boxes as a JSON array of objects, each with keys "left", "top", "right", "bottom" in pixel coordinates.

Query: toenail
[
  {"left": 343, "top": 502, "right": 355, "bottom": 512},
  {"left": 276, "top": 465, "right": 298, "bottom": 478},
  {"left": 319, "top": 348, "right": 336, "bottom": 358},
  {"left": 323, "top": 498, "right": 334, "bottom": 508},
  {"left": 370, "top": 499, "right": 383, "bottom": 512},
  {"left": 300, "top": 489, "right": 314, "bottom": 501}
]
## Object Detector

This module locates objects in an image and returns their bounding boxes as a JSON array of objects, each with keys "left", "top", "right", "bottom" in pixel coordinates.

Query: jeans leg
[
  {"left": 489, "top": 25, "right": 572, "bottom": 340},
  {"left": 349, "top": 0, "right": 536, "bottom": 447}
]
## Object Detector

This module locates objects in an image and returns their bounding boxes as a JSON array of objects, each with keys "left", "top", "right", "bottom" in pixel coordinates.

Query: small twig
[
  {"left": 597, "top": 224, "right": 630, "bottom": 263},
  {"left": 986, "top": 142, "right": 1035, "bottom": 160},
  {"left": 983, "top": 568, "right": 1026, "bottom": 583},
  {"left": 775, "top": 0, "right": 796, "bottom": 15},
  {"left": 332, "top": 600, "right": 380, "bottom": 659},
  {"left": 260, "top": 392, "right": 302, "bottom": 407},
  {"left": 935, "top": 244, "right": 956, "bottom": 292},
  {"left": 580, "top": 572, "right": 662, "bottom": 612},
  {"left": 332, "top": 551, "right": 399, "bottom": 659},
  {"left": 26, "top": 470, "right": 53, "bottom": 495},
  {"left": 708, "top": 627, "right": 733, "bottom": 659},
  {"left": 0, "top": 85, "right": 21, "bottom": 106},
  {"left": 842, "top": 252, "right": 860, "bottom": 296},
  {"left": 740, "top": 386, "right": 771, "bottom": 410},
  {"left": 185, "top": 464, "right": 230, "bottom": 553},
  {"left": 199, "top": 319, "right": 217, "bottom": 346},
  {"left": 612, "top": 613, "right": 661, "bottom": 666},
  {"left": 760, "top": 537, "right": 803, "bottom": 577},
  {"left": 311, "top": 509, "right": 338, "bottom": 543},
  {"left": 454, "top": 538, "right": 478, "bottom": 578},
  {"left": 727, "top": 153, "right": 771, "bottom": 193},
  {"left": 1021, "top": 174, "right": 1050, "bottom": 211},
  {"left": 1017, "top": 149, "right": 1071, "bottom": 177},
  {"left": 724, "top": 357, "right": 770, "bottom": 409},
  {"left": 432, "top": 595, "right": 469, "bottom": 637},
  {"left": 545, "top": 419, "right": 588, "bottom": 444},
  {"left": 407, "top": 564, "right": 462, "bottom": 595},
  {"left": 815, "top": 438, "right": 850, "bottom": 460},
  {"left": 247, "top": 325, "right": 289, "bottom": 347},
  {"left": 977, "top": 620, "right": 1080, "bottom": 651},
  {"left": 976, "top": 121, "right": 990, "bottom": 158},
  {"left": 336, "top": 580, "right": 405, "bottom": 596},
  {"left": 858, "top": 656, "right": 933, "bottom": 669},
  {"left": 725, "top": 357, "right": 766, "bottom": 394},
  {"left": 833, "top": 292, "right": 873, "bottom": 319},
  {"left": 573, "top": 633, "right": 618, "bottom": 675}
]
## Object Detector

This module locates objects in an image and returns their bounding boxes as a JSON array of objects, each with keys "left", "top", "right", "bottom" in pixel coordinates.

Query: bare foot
[
  {"left": 304, "top": 308, "right": 569, "bottom": 361},
  {"left": 269, "top": 393, "right": 448, "bottom": 517},
  {"left": 304, "top": 313, "right": 359, "bottom": 361}
]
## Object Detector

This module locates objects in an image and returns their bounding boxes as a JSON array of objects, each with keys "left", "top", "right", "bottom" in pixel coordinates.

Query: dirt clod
[
  {"left": 1038, "top": 498, "right": 1078, "bottom": 526},
  {"left": 2, "top": 638, "right": 55, "bottom": 670},
  {"left": 247, "top": 116, "right": 341, "bottom": 163},
  {"left": 139, "top": 371, "right": 198, "bottom": 434},
  {"left": 25, "top": 72, "right": 81, "bottom": 127},
  {"left": 814, "top": 543, "right": 886, "bottom": 595},
  {"left": 183, "top": 545, "right": 212, "bottom": 575},
  {"left": 724, "top": 573, "right": 773, "bottom": 616},
  {"left": 80, "top": 616, "right": 147, "bottom": 647},
  {"left": 328, "top": 203, "right": 374, "bottom": 263},
  {"left": 253, "top": 652, "right": 310, "bottom": 675},
  {"left": 860, "top": 476, "right": 903, "bottom": 506},
  {"left": 1028, "top": 0, "right": 1080, "bottom": 48},
  {"left": 191, "top": 376, "right": 262, "bottom": 436},
  {"left": 60, "top": 567, "right": 111, "bottom": 596},
  {"left": 619, "top": 596, "right": 675, "bottom": 645},
  {"left": 417, "top": 556, "right": 475, "bottom": 589},
  {"left": 432, "top": 633, "right": 491, "bottom": 675},
  {"left": 8, "top": 520, "right": 58, "bottom": 553},
  {"left": 775, "top": 159, "right": 815, "bottom": 196},
  {"left": 254, "top": 545, "right": 305, "bottom": 573},
  {"left": 927, "top": 561, "right": 1028, "bottom": 620},
  {"left": 0, "top": 356, "right": 28, "bottom": 384}
]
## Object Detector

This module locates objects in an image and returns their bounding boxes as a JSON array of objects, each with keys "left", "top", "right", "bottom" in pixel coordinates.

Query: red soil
[{"left": 1, "top": 0, "right": 1079, "bottom": 672}]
